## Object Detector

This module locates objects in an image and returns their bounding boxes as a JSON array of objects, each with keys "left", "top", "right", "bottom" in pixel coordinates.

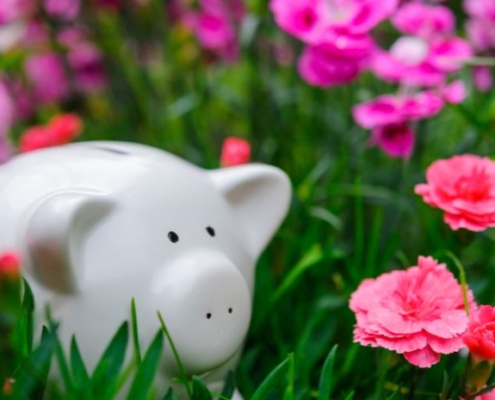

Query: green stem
[
  {"left": 157, "top": 312, "right": 192, "bottom": 398},
  {"left": 445, "top": 251, "right": 470, "bottom": 316}
]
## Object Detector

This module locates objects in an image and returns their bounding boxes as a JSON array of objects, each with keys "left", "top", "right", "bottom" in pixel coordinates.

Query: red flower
[
  {"left": 0, "top": 251, "right": 21, "bottom": 281},
  {"left": 19, "top": 113, "right": 83, "bottom": 153},
  {"left": 220, "top": 137, "right": 250, "bottom": 167}
]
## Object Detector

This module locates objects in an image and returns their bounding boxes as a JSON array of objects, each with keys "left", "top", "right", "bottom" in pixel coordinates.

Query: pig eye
[
  {"left": 168, "top": 231, "right": 179, "bottom": 243},
  {"left": 206, "top": 226, "right": 215, "bottom": 237}
]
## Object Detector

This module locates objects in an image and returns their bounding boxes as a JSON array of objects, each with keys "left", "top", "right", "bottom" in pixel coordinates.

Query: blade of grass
[
  {"left": 250, "top": 356, "right": 290, "bottom": 400},
  {"left": 157, "top": 311, "right": 192, "bottom": 398},
  {"left": 91, "top": 322, "right": 129, "bottom": 399},
  {"left": 127, "top": 330, "right": 163, "bottom": 400},
  {"left": 317, "top": 345, "right": 338, "bottom": 400},
  {"left": 130, "top": 297, "right": 142, "bottom": 365},
  {"left": 192, "top": 376, "right": 213, "bottom": 400}
]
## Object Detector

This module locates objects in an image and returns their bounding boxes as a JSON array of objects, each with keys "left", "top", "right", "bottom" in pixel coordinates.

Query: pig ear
[
  {"left": 209, "top": 164, "right": 291, "bottom": 258},
  {"left": 26, "top": 193, "right": 114, "bottom": 294}
]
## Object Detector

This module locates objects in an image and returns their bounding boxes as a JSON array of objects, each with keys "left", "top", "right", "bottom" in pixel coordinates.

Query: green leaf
[
  {"left": 342, "top": 391, "right": 354, "bottom": 400},
  {"left": 13, "top": 326, "right": 57, "bottom": 399},
  {"left": 250, "top": 357, "right": 290, "bottom": 400},
  {"left": 127, "top": 331, "right": 163, "bottom": 400},
  {"left": 220, "top": 371, "right": 236, "bottom": 399},
  {"left": 318, "top": 345, "right": 338, "bottom": 400},
  {"left": 22, "top": 279, "right": 35, "bottom": 348},
  {"left": 131, "top": 297, "right": 142, "bottom": 365},
  {"left": 70, "top": 336, "right": 90, "bottom": 391},
  {"left": 91, "top": 322, "right": 129, "bottom": 399},
  {"left": 162, "top": 388, "right": 178, "bottom": 400},
  {"left": 192, "top": 376, "right": 213, "bottom": 400}
]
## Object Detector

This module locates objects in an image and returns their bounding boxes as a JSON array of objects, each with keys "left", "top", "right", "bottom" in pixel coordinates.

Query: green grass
[{"left": 2, "top": 1, "right": 495, "bottom": 399}]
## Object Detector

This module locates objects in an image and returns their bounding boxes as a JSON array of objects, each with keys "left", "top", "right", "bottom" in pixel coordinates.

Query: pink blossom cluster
[
  {"left": 269, "top": 0, "right": 398, "bottom": 87},
  {"left": 352, "top": 3, "right": 472, "bottom": 158},
  {"left": 0, "top": 0, "right": 106, "bottom": 154},
  {"left": 350, "top": 256, "right": 475, "bottom": 368},
  {"left": 172, "top": 0, "right": 246, "bottom": 63},
  {"left": 464, "top": 0, "right": 495, "bottom": 91}
]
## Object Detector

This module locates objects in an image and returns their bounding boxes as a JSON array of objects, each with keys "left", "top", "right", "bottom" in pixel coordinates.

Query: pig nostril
[
  {"left": 206, "top": 313, "right": 212, "bottom": 319},
  {"left": 228, "top": 308, "right": 233, "bottom": 314}
]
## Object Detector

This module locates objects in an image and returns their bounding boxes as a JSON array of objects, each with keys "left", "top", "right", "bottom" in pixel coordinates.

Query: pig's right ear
[{"left": 26, "top": 193, "right": 114, "bottom": 294}]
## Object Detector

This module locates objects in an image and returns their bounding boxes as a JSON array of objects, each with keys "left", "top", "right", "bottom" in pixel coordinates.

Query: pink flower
[
  {"left": 221, "top": 137, "right": 250, "bottom": 167},
  {"left": 269, "top": 0, "right": 329, "bottom": 43},
  {"left": 24, "top": 53, "right": 69, "bottom": 104},
  {"left": 392, "top": 3, "right": 454, "bottom": 39},
  {"left": 0, "top": 0, "right": 34, "bottom": 25},
  {"left": 350, "top": 256, "right": 474, "bottom": 368},
  {"left": 44, "top": 0, "right": 81, "bottom": 20},
  {"left": 371, "top": 35, "right": 472, "bottom": 87},
  {"left": 196, "top": 11, "right": 237, "bottom": 60},
  {"left": 371, "top": 122, "right": 414, "bottom": 158},
  {"left": 68, "top": 43, "right": 106, "bottom": 92},
  {"left": 463, "top": 306, "right": 495, "bottom": 361},
  {"left": 0, "top": 81, "right": 14, "bottom": 138},
  {"left": 473, "top": 66, "right": 493, "bottom": 92},
  {"left": 297, "top": 29, "right": 372, "bottom": 87},
  {"left": 415, "top": 155, "right": 495, "bottom": 231},
  {"left": 353, "top": 92, "right": 443, "bottom": 129}
]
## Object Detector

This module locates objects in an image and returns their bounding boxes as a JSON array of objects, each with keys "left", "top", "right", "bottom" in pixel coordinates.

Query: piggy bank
[{"left": 0, "top": 141, "right": 291, "bottom": 399}]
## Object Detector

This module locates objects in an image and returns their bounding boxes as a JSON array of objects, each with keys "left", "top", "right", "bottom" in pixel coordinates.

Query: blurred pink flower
[
  {"left": 196, "top": 11, "right": 237, "bottom": 61},
  {"left": 221, "top": 137, "right": 250, "bottom": 167},
  {"left": 465, "top": 19, "right": 495, "bottom": 52},
  {"left": 473, "top": 66, "right": 493, "bottom": 92},
  {"left": 371, "top": 35, "right": 472, "bottom": 87},
  {"left": 353, "top": 92, "right": 443, "bottom": 129},
  {"left": 298, "top": 29, "right": 372, "bottom": 87},
  {"left": 270, "top": 0, "right": 397, "bottom": 43},
  {"left": 350, "top": 256, "right": 473, "bottom": 368},
  {"left": 392, "top": 3, "right": 454, "bottom": 39},
  {"left": 0, "top": 0, "right": 33, "bottom": 25},
  {"left": 371, "top": 122, "right": 415, "bottom": 158},
  {"left": 269, "top": 0, "right": 330, "bottom": 43},
  {"left": 44, "top": 0, "right": 81, "bottom": 20},
  {"left": 0, "top": 81, "right": 14, "bottom": 138},
  {"left": 24, "top": 53, "right": 69, "bottom": 104},
  {"left": 415, "top": 154, "right": 495, "bottom": 231},
  {"left": 68, "top": 43, "right": 106, "bottom": 91},
  {"left": 464, "top": 0, "right": 495, "bottom": 22},
  {"left": 463, "top": 306, "right": 495, "bottom": 362}
]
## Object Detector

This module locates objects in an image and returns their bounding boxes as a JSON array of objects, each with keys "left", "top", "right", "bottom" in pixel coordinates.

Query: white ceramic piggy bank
[{"left": 0, "top": 141, "right": 291, "bottom": 399}]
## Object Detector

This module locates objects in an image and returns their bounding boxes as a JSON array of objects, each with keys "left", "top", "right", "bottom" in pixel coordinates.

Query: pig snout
[{"left": 150, "top": 253, "right": 252, "bottom": 374}]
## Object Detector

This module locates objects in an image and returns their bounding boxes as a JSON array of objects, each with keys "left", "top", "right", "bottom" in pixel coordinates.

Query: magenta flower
[
  {"left": 0, "top": 0, "right": 33, "bottom": 25},
  {"left": 392, "top": 3, "right": 454, "bottom": 39},
  {"left": 68, "top": 43, "right": 107, "bottom": 92},
  {"left": 269, "top": 0, "right": 330, "bottom": 43},
  {"left": 220, "top": 137, "right": 250, "bottom": 167},
  {"left": 415, "top": 155, "right": 495, "bottom": 232},
  {"left": 24, "top": 53, "right": 69, "bottom": 104},
  {"left": 350, "top": 256, "right": 474, "bottom": 368},
  {"left": 0, "top": 82, "right": 14, "bottom": 138},
  {"left": 370, "top": 122, "right": 414, "bottom": 159},
  {"left": 473, "top": 66, "right": 493, "bottom": 92},
  {"left": 298, "top": 29, "right": 372, "bottom": 87},
  {"left": 44, "top": 0, "right": 80, "bottom": 20},
  {"left": 196, "top": 11, "right": 236, "bottom": 55}
]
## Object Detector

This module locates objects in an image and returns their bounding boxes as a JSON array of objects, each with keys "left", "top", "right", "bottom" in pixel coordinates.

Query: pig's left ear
[{"left": 209, "top": 164, "right": 291, "bottom": 258}]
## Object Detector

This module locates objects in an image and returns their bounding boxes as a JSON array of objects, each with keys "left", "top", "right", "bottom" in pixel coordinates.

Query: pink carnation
[
  {"left": 415, "top": 154, "right": 495, "bottom": 231},
  {"left": 463, "top": 306, "right": 495, "bottom": 362},
  {"left": 44, "top": 0, "right": 81, "bottom": 20},
  {"left": 350, "top": 256, "right": 474, "bottom": 368}
]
